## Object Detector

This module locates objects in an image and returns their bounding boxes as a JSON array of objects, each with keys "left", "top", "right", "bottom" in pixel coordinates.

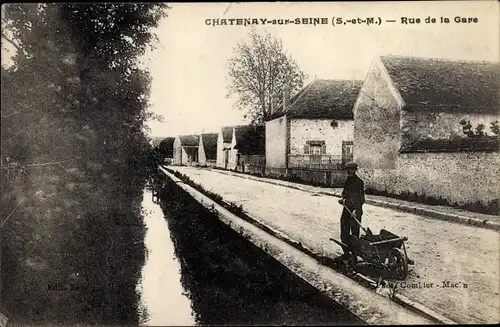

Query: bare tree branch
[
  {"left": 0, "top": 157, "right": 81, "bottom": 170},
  {"left": 226, "top": 29, "right": 305, "bottom": 124},
  {"left": 1, "top": 32, "right": 22, "bottom": 52}
]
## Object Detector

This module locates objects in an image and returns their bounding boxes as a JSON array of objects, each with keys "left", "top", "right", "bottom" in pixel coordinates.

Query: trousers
[{"left": 340, "top": 205, "right": 363, "bottom": 255}]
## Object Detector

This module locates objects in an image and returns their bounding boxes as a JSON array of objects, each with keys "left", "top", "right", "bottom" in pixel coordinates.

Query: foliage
[
  {"left": 226, "top": 28, "right": 306, "bottom": 124},
  {"left": 1, "top": 3, "right": 168, "bottom": 324},
  {"left": 158, "top": 137, "right": 175, "bottom": 158},
  {"left": 460, "top": 119, "right": 499, "bottom": 137},
  {"left": 490, "top": 120, "right": 499, "bottom": 135}
]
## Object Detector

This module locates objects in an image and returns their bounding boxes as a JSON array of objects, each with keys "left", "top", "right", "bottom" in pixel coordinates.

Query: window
[
  {"left": 311, "top": 145, "right": 321, "bottom": 155},
  {"left": 342, "top": 140, "right": 354, "bottom": 154},
  {"left": 342, "top": 140, "right": 354, "bottom": 163},
  {"left": 305, "top": 140, "right": 326, "bottom": 155}
]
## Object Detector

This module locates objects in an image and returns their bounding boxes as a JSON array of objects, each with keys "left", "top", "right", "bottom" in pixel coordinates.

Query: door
[
  {"left": 224, "top": 150, "right": 229, "bottom": 169},
  {"left": 310, "top": 145, "right": 321, "bottom": 169}
]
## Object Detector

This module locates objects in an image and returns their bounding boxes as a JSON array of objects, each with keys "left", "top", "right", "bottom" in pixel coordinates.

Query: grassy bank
[{"left": 156, "top": 173, "right": 365, "bottom": 326}]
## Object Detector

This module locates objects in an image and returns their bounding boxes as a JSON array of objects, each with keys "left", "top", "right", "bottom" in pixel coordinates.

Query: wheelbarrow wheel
[{"left": 388, "top": 248, "right": 408, "bottom": 280}]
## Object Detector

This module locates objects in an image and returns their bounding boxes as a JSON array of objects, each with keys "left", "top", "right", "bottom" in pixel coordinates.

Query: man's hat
[{"left": 345, "top": 161, "right": 358, "bottom": 169}]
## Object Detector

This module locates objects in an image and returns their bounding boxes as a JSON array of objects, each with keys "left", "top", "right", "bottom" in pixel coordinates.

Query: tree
[
  {"left": 226, "top": 29, "right": 306, "bottom": 124},
  {"left": 1, "top": 3, "right": 168, "bottom": 324}
]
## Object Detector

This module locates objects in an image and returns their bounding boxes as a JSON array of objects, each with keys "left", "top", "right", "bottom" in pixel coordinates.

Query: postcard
[{"left": 1, "top": 1, "right": 498, "bottom": 326}]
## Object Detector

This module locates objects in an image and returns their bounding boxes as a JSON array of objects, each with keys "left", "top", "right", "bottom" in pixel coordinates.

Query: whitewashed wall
[
  {"left": 289, "top": 119, "right": 353, "bottom": 156},
  {"left": 265, "top": 116, "right": 288, "bottom": 170}
]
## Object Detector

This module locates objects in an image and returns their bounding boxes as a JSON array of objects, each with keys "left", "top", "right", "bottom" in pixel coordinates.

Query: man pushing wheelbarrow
[
  {"left": 332, "top": 161, "right": 414, "bottom": 280},
  {"left": 337, "top": 161, "right": 365, "bottom": 266}
]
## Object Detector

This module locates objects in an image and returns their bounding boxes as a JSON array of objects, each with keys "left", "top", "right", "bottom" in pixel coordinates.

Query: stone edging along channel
[
  {"left": 160, "top": 166, "right": 457, "bottom": 325},
  {"left": 208, "top": 168, "right": 500, "bottom": 232}
]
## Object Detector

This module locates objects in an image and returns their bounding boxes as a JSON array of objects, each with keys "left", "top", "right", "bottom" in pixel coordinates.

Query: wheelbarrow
[{"left": 330, "top": 205, "right": 413, "bottom": 280}]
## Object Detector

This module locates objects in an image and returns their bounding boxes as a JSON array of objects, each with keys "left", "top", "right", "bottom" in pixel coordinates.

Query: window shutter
[
  {"left": 321, "top": 144, "right": 326, "bottom": 154},
  {"left": 304, "top": 144, "right": 310, "bottom": 154}
]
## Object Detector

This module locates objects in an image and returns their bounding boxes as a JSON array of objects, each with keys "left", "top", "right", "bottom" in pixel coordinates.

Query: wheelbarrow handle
[{"left": 342, "top": 204, "right": 370, "bottom": 235}]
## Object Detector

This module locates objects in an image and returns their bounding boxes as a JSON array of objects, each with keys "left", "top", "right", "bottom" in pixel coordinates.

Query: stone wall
[
  {"left": 216, "top": 132, "right": 224, "bottom": 167},
  {"left": 265, "top": 167, "right": 287, "bottom": 177},
  {"left": 289, "top": 119, "right": 353, "bottom": 156},
  {"left": 359, "top": 151, "right": 500, "bottom": 209},
  {"left": 265, "top": 116, "right": 288, "bottom": 171},
  {"left": 216, "top": 132, "right": 231, "bottom": 168},
  {"left": 401, "top": 112, "right": 499, "bottom": 144},
  {"left": 353, "top": 58, "right": 402, "bottom": 170},
  {"left": 229, "top": 128, "right": 238, "bottom": 170},
  {"left": 237, "top": 154, "right": 265, "bottom": 175},
  {"left": 287, "top": 168, "right": 347, "bottom": 187},
  {"left": 173, "top": 137, "right": 182, "bottom": 165},
  {"left": 198, "top": 137, "right": 207, "bottom": 166}
]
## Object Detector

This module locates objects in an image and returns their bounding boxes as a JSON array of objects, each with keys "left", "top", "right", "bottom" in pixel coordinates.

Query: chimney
[
  {"left": 283, "top": 83, "right": 291, "bottom": 111},
  {"left": 271, "top": 92, "right": 278, "bottom": 115}
]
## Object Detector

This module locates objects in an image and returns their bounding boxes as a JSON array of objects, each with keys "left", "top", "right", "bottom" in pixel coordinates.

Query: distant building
[
  {"left": 158, "top": 137, "right": 175, "bottom": 164},
  {"left": 264, "top": 79, "right": 362, "bottom": 186},
  {"left": 232, "top": 125, "right": 266, "bottom": 174},
  {"left": 354, "top": 55, "right": 500, "bottom": 211},
  {"left": 173, "top": 134, "right": 199, "bottom": 166},
  {"left": 216, "top": 126, "right": 235, "bottom": 169},
  {"left": 199, "top": 133, "right": 218, "bottom": 167}
]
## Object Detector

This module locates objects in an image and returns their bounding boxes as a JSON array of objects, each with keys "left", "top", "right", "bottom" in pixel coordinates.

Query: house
[
  {"left": 173, "top": 134, "right": 199, "bottom": 166},
  {"left": 228, "top": 125, "right": 264, "bottom": 171},
  {"left": 158, "top": 137, "right": 175, "bottom": 164},
  {"left": 198, "top": 133, "right": 218, "bottom": 167},
  {"left": 264, "top": 79, "right": 363, "bottom": 186},
  {"left": 353, "top": 55, "right": 500, "bottom": 212},
  {"left": 216, "top": 126, "right": 235, "bottom": 169},
  {"left": 232, "top": 125, "right": 266, "bottom": 174}
]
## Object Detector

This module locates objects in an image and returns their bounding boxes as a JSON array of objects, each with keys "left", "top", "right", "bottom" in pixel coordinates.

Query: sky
[
  {"left": 2, "top": 2, "right": 498, "bottom": 139},
  {"left": 144, "top": 1, "right": 499, "bottom": 139}
]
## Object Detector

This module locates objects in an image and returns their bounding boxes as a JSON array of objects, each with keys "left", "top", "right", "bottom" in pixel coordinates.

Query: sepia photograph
[{"left": 1, "top": 1, "right": 499, "bottom": 326}]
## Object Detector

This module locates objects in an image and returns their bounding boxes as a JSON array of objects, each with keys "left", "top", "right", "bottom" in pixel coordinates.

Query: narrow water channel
[
  {"left": 136, "top": 188, "right": 196, "bottom": 326},
  {"left": 136, "top": 177, "right": 364, "bottom": 326}
]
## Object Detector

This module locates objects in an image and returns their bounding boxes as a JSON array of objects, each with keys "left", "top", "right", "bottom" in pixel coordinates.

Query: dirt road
[{"left": 170, "top": 166, "right": 499, "bottom": 324}]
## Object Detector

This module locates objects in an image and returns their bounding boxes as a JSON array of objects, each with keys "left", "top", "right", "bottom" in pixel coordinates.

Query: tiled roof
[
  {"left": 201, "top": 133, "right": 218, "bottom": 160},
  {"left": 221, "top": 125, "right": 248, "bottom": 143},
  {"left": 183, "top": 146, "right": 198, "bottom": 157},
  {"left": 266, "top": 79, "right": 363, "bottom": 120},
  {"left": 179, "top": 134, "right": 199, "bottom": 146},
  {"left": 380, "top": 55, "right": 500, "bottom": 113},
  {"left": 221, "top": 126, "right": 233, "bottom": 143},
  {"left": 233, "top": 125, "right": 266, "bottom": 155}
]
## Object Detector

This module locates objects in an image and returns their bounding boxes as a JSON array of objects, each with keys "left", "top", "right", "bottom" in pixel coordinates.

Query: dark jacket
[{"left": 341, "top": 174, "right": 365, "bottom": 208}]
